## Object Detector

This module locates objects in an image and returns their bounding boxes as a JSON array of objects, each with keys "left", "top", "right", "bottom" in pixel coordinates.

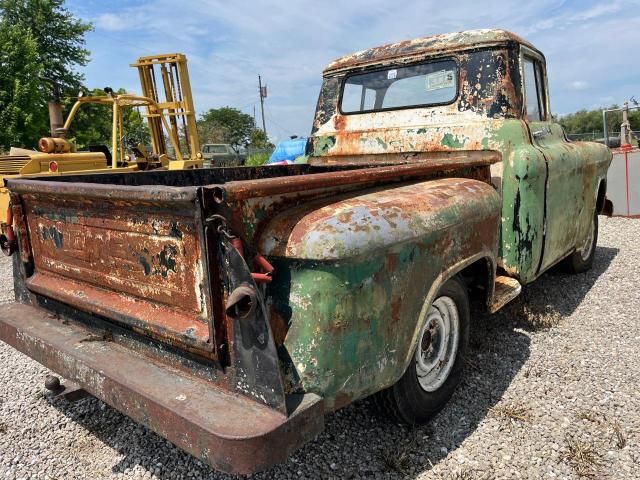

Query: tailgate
[{"left": 9, "top": 180, "right": 217, "bottom": 357}]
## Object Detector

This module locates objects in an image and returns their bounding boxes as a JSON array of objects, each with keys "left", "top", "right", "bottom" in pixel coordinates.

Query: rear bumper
[{"left": 0, "top": 302, "right": 324, "bottom": 475}]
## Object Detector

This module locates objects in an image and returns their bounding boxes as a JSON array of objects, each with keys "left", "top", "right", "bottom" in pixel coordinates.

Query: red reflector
[{"left": 49, "top": 161, "right": 58, "bottom": 172}]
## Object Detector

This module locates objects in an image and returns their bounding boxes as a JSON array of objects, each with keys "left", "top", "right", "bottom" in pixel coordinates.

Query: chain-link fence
[{"left": 566, "top": 131, "right": 639, "bottom": 147}]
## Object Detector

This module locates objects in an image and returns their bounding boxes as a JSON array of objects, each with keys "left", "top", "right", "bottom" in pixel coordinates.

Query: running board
[{"left": 489, "top": 275, "right": 522, "bottom": 313}]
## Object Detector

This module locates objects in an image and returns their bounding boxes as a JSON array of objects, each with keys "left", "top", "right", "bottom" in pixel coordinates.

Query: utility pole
[{"left": 258, "top": 75, "right": 267, "bottom": 140}]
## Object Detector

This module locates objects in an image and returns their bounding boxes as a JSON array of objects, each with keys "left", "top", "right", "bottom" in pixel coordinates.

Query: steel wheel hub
[{"left": 415, "top": 296, "right": 460, "bottom": 392}]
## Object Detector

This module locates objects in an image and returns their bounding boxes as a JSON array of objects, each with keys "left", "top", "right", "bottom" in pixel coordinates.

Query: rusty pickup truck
[{"left": 0, "top": 29, "right": 612, "bottom": 474}]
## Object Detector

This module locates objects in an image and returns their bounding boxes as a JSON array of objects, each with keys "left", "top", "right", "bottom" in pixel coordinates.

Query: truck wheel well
[
  {"left": 458, "top": 257, "right": 493, "bottom": 308},
  {"left": 596, "top": 179, "right": 607, "bottom": 213}
]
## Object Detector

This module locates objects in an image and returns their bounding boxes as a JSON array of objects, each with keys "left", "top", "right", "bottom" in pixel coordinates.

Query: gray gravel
[{"left": 0, "top": 216, "right": 638, "bottom": 479}]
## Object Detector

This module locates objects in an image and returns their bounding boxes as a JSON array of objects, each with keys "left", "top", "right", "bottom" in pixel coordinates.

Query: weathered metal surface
[
  {"left": 489, "top": 275, "right": 522, "bottom": 313},
  {"left": 219, "top": 154, "right": 498, "bottom": 201},
  {"left": 203, "top": 156, "right": 496, "bottom": 251},
  {"left": 0, "top": 302, "right": 324, "bottom": 475},
  {"left": 313, "top": 47, "right": 523, "bottom": 139},
  {"left": 324, "top": 29, "right": 538, "bottom": 73},
  {"left": 529, "top": 121, "right": 611, "bottom": 273},
  {"left": 0, "top": 152, "right": 108, "bottom": 235},
  {"left": 310, "top": 38, "right": 611, "bottom": 283},
  {"left": 218, "top": 235, "right": 287, "bottom": 412},
  {"left": 258, "top": 178, "right": 498, "bottom": 259},
  {"left": 18, "top": 187, "right": 214, "bottom": 355},
  {"left": 261, "top": 179, "right": 501, "bottom": 408}
]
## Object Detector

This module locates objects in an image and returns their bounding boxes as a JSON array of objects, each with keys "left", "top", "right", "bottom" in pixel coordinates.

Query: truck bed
[{"left": 2, "top": 153, "right": 498, "bottom": 473}]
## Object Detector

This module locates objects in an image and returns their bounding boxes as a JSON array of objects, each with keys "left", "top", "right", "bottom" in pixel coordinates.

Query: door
[{"left": 521, "top": 50, "right": 585, "bottom": 273}]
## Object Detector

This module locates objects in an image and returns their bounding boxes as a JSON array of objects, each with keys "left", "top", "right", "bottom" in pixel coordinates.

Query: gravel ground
[{"left": 0, "top": 216, "right": 638, "bottom": 480}]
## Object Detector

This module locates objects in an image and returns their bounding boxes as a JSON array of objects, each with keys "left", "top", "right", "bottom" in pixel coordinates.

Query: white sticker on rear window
[
  {"left": 425, "top": 70, "right": 455, "bottom": 91},
  {"left": 387, "top": 69, "right": 397, "bottom": 80}
]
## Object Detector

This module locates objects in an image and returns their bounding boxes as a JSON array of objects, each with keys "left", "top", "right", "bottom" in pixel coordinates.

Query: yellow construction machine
[{"left": 0, "top": 53, "right": 202, "bottom": 252}]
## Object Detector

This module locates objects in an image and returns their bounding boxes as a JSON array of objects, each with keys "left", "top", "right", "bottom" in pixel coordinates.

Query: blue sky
[{"left": 67, "top": 0, "right": 640, "bottom": 142}]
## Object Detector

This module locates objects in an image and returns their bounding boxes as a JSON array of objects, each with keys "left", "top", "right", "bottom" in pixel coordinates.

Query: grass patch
[
  {"left": 576, "top": 409, "right": 602, "bottom": 424},
  {"left": 447, "top": 469, "right": 493, "bottom": 480},
  {"left": 447, "top": 470, "right": 474, "bottom": 480},
  {"left": 520, "top": 304, "right": 562, "bottom": 330},
  {"left": 379, "top": 431, "right": 418, "bottom": 474},
  {"left": 501, "top": 293, "right": 563, "bottom": 331},
  {"left": 245, "top": 152, "right": 270, "bottom": 166},
  {"left": 575, "top": 410, "right": 627, "bottom": 449},
  {"left": 563, "top": 435, "right": 601, "bottom": 477},
  {"left": 464, "top": 357, "right": 482, "bottom": 372},
  {"left": 33, "top": 391, "right": 47, "bottom": 401},
  {"left": 611, "top": 421, "right": 627, "bottom": 449},
  {"left": 489, "top": 402, "right": 531, "bottom": 423}
]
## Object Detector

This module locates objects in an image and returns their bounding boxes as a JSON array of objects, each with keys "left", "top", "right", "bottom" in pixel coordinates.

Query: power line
[{"left": 264, "top": 107, "right": 291, "bottom": 139}]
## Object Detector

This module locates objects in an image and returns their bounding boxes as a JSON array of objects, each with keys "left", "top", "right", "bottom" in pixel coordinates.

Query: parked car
[
  {"left": 201, "top": 143, "right": 243, "bottom": 167},
  {"left": 0, "top": 29, "right": 612, "bottom": 475}
]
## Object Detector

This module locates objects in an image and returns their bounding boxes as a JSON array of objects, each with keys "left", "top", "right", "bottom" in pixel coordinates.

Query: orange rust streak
[{"left": 27, "top": 272, "right": 211, "bottom": 348}]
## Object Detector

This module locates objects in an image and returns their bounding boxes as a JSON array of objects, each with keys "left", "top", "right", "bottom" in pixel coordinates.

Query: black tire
[
  {"left": 561, "top": 211, "right": 598, "bottom": 274},
  {"left": 374, "top": 277, "right": 470, "bottom": 425}
]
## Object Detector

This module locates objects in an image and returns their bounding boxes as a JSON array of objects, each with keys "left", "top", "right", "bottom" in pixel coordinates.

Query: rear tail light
[{"left": 49, "top": 161, "right": 58, "bottom": 172}]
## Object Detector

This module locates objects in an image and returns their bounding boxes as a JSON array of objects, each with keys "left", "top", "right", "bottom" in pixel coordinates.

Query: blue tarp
[{"left": 267, "top": 137, "right": 307, "bottom": 164}]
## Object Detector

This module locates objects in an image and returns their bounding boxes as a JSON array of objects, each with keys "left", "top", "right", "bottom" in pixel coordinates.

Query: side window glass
[
  {"left": 523, "top": 57, "right": 541, "bottom": 122},
  {"left": 534, "top": 62, "right": 547, "bottom": 120},
  {"left": 341, "top": 84, "right": 376, "bottom": 112}
]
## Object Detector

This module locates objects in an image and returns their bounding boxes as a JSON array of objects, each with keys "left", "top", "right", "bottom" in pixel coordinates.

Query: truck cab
[{"left": 309, "top": 28, "right": 611, "bottom": 282}]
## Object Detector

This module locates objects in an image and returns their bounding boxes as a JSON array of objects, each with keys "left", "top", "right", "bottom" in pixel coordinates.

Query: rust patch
[
  {"left": 20, "top": 191, "right": 215, "bottom": 356},
  {"left": 324, "top": 29, "right": 538, "bottom": 74},
  {"left": 333, "top": 114, "right": 347, "bottom": 131},
  {"left": 333, "top": 391, "right": 353, "bottom": 410}
]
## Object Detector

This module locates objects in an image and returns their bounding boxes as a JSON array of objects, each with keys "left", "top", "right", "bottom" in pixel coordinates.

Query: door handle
[{"left": 533, "top": 130, "right": 547, "bottom": 139}]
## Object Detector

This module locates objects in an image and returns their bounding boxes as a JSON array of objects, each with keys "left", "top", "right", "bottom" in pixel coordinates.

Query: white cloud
[
  {"left": 94, "top": 13, "right": 129, "bottom": 31},
  {"left": 570, "top": 2, "right": 623, "bottom": 21},
  {"left": 569, "top": 80, "right": 590, "bottom": 91}
]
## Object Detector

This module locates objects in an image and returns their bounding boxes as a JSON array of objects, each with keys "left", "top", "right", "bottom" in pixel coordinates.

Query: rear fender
[
  {"left": 258, "top": 178, "right": 500, "bottom": 261},
  {"left": 258, "top": 178, "right": 501, "bottom": 407}
]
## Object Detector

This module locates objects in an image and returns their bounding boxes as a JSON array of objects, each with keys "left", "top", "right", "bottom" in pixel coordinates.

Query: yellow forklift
[{"left": 0, "top": 53, "right": 203, "bottom": 252}]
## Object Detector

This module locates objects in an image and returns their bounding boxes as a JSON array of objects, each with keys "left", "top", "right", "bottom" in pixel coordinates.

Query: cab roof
[{"left": 324, "top": 29, "right": 540, "bottom": 74}]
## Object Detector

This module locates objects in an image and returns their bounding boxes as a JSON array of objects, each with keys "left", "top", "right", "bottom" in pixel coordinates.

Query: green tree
[
  {"left": 0, "top": 22, "right": 42, "bottom": 151},
  {"left": 199, "top": 107, "right": 254, "bottom": 152},
  {"left": 197, "top": 118, "right": 225, "bottom": 144},
  {"left": 249, "top": 128, "right": 274, "bottom": 149},
  {"left": 0, "top": 0, "right": 92, "bottom": 150},
  {"left": 559, "top": 106, "right": 640, "bottom": 137},
  {"left": 0, "top": 0, "right": 92, "bottom": 92}
]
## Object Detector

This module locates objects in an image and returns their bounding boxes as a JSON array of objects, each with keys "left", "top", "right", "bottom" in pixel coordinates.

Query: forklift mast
[{"left": 131, "top": 53, "right": 200, "bottom": 161}]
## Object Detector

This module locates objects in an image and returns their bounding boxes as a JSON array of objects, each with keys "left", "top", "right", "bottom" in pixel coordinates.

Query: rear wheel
[
  {"left": 374, "top": 277, "right": 469, "bottom": 425},
  {"left": 561, "top": 210, "right": 598, "bottom": 274}
]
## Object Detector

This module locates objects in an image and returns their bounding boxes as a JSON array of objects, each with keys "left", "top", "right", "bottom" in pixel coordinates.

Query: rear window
[
  {"left": 203, "top": 145, "right": 229, "bottom": 154},
  {"left": 340, "top": 59, "right": 458, "bottom": 114}
]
